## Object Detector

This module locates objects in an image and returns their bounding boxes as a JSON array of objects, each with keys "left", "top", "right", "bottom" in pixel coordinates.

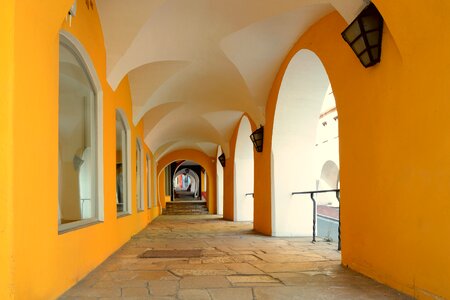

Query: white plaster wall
[
  {"left": 235, "top": 158, "right": 254, "bottom": 221},
  {"left": 216, "top": 147, "right": 224, "bottom": 215},
  {"left": 234, "top": 116, "right": 254, "bottom": 222},
  {"left": 271, "top": 50, "right": 330, "bottom": 236}
]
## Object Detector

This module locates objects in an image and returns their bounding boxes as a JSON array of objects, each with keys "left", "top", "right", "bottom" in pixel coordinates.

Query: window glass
[
  {"left": 136, "top": 140, "right": 143, "bottom": 211},
  {"left": 146, "top": 154, "right": 151, "bottom": 208},
  {"left": 58, "top": 40, "right": 98, "bottom": 229},
  {"left": 116, "top": 112, "right": 129, "bottom": 215}
]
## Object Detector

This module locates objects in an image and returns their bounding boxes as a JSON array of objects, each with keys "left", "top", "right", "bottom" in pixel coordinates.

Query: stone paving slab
[
  {"left": 60, "top": 215, "right": 412, "bottom": 300},
  {"left": 225, "top": 262, "right": 264, "bottom": 274},
  {"left": 208, "top": 287, "right": 253, "bottom": 300},
  {"left": 227, "top": 275, "right": 280, "bottom": 284},
  {"left": 179, "top": 276, "right": 231, "bottom": 289}
]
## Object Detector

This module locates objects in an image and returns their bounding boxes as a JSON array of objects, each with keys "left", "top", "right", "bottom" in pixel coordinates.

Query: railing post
[
  {"left": 336, "top": 190, "right": 341, "bottom": 251},
  {"left": 310, "top": 192, "right": 316, "bottom": 243}
]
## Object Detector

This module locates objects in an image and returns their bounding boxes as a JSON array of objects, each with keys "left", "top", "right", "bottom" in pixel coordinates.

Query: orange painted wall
[
  {"left": 143, "top": 143, "right": 159, "bottom": 221},
  {"left": 157, "top": 167, "right": 172, "bottom": 209},
  {"left": 0, "top": 0, "right": 14, "bottom": 298},
  {"left": 6, "top": 0, "right": 450, "bottom": 299},
  {"left": 157, "top": 149, "right": 217, "bottom": 214},
  {"left": 10, "top": 1, "right": 159, "bottom": 298},
  {"left": 201, "top": 171, "right": 206, "bottom": 193},
  {"left": 257, "top": 5, "right": 450, "bottom": 299}
]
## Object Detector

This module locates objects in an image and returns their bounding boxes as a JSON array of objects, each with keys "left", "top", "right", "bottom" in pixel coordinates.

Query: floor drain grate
[{"left": 139, "top": 249, "right": 203, "bottom": 258}]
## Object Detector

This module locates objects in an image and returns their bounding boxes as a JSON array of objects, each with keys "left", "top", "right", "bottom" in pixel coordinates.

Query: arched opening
[
  {"left": 136, "top": 138, "right": 144, "bottom": 211},
  {"left": 234, "top": 116, "right": 254, "bottom": 222},
  {"left": 116, "top": 109, "right": 132, "bottom": 216},
  {"left": 173, "top": 167, "right": 200, "bottom": 200},
  {"left": 216, "top": 146, "right": 224, "bottom": 215},
  {"left": 58, "top": 31, "right": 104, "bottom": 231},
  {"left": 272, "top": 49, "right": 340, "bottom": 239},
  {"left": 146, "top": 153, "right": 152, "bottom": 208},
  {"left": 317, "top": 160, "right": 340, "bottom": 242},
  {"left": 157, "top": 159, "right": 210, "bottom": 215}
]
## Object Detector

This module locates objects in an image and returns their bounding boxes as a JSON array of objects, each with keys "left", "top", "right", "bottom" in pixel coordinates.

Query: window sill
[
  {"left": 58, "top": 219, "right": 102, "bottom": 235},
  {"left": 117, "top": 212, "right": 131, "bottom": 219},
  {"left": 138, "top": 209, "right": 145, "bottom": 213}
]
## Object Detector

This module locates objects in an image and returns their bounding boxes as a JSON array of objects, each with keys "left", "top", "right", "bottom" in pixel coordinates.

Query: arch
[
  {"left": 319, "top": 160, "right": 340, "bottom": 189},
  {"left": 216, "top": 146, "right": 224, "bottom": 215},
  {"left": 157, "top": 149, "right": 216, "bottom": 213},
  {"left": 234, "top": 116, "right": 254, "bottom": 222},
  {"left": 173, "top": 167, "right": 201, "bottom": 198},
  {"left": 271, "top": 49, "right": 337, "bottom": 236},
  {"left": 317, "top": 160, "right": 340, "bottom": 206}
]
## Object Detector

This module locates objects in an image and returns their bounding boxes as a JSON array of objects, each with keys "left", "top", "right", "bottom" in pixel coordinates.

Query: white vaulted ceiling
[{"left": 97, "top": 0, "right": 365, "bottom": 159}]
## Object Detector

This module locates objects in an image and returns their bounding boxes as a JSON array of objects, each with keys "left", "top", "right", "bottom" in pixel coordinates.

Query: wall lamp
[
  {"left": 341, "top": 2, "right": 384, "bottom": 68},
  {"left": 218, "top": 153, "right": 226, "bottom": 167},
  {"left": 250, "top": 126, "right": 264, "bottom": 152}
]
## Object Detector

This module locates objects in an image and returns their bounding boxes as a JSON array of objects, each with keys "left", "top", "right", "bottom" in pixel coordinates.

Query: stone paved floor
[{"left": 60, "top": 215, "right": 411, "bottom": 300}]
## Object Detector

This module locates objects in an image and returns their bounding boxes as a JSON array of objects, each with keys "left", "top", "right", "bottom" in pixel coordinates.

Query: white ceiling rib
[{"left": 97, "top": 0, "right": 365, "bottom": 160}]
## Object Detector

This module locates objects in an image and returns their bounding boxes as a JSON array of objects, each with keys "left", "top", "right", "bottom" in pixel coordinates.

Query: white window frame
[
  {"left": 153, "top": 162, "right": 158, "bottom": 207},
  {"left": 136, "top": 138, "right": 144, "bottom": 212},
  {"left": 58, "top": 31, "right": 104, "bottom": 233},
  {"left": 116, "top": 109, "right": 132, "bottom": 217},
  {"left": 146, "top": 153, "right": 152, "bottom": 209}
]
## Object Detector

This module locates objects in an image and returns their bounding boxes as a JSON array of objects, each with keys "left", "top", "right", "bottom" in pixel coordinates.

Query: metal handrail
[{"left": 292, "top": 189, "right": 341, "bottom": 251}]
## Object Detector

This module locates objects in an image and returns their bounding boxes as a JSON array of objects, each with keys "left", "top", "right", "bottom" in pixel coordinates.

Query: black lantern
[
  {"left": 218, "top": 153, "right": 226, "bottom": 167},
  {"left": 250, "top": 126, "right": 264, "bottom": 152},
  {"left": 341, "top": 3, "right": 384, "bottom": 68}
]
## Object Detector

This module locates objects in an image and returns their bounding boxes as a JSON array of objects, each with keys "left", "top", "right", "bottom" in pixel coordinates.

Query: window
[
  {"left": 153, "top": 165, "right": 158, "bottom": 207},
  {"left": 136, "top": 139, "right": 144, "bottom": 211},
  {"left": 58, "top": 32, "right": 103, "bottom": 232},
  {"left": 146, "top": 153, "right": 151, "bottom": 208},
  {"left": 116, "top": 110, "right": 130, "bottom": 216},
  {"left": 165, "top": 165, "right": 172, "bottom": 196}
]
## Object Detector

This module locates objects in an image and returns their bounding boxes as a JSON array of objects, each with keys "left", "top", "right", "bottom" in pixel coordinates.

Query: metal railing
[{"left": 291, "top": 189, "right": 340, "bottom": 251}]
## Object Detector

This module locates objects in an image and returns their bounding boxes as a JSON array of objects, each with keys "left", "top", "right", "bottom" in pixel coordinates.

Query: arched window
[
  {"left": 116, "top": 110, "right": 131, "bottom": 216},
  {"left": 58, "top": 31, "right": 103, "bottom": 232},
  {"left": 146, "top": 153, "right": 151, "bottom": 208},
  {"left": 136, "top": 138, "right": 144, "bottom": 211}
]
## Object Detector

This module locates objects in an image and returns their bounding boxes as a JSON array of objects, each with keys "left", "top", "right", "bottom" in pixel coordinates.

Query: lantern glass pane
[
  {"left": 362, "top": 15, "right": 379, "bottom": 32},
  {"left": 371, "top": 47, "right": 380, "bottom": 61},
  {"left": 359, "top": 52, "right": 371, "bottom": 66},
  {"left": 352, "top": 37, "right": 366, "bottom": 55},
  {"left": 366, "top": 31, "right": 380, "bottom": 47},
  {"left": 343, "top": 21, "right": 361, "bottom": 42}
]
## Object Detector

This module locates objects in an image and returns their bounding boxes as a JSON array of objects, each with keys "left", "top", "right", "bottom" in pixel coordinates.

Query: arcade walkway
[{"left": 60, "top": 216, "right": 410, "bottom": 299}]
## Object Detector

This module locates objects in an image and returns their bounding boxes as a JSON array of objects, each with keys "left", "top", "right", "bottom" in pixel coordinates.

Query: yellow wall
[
  {"left": 0, "top": 0, "right": 14, "bottom": 298},
  {"left": 201, "top": 171, "right": 206, "bottom": 193},
  {"left": 6, "top": 0, "right": 450, "bottom": 299},
  {"left": 157, "top": 167, "right": 172, "bottom": 209},
  {"left": 157, "top": 149, "right": 217, "bottom": 214},
  {"left": 254, "top": 3, "right": 450, "bottom": 298},
  {"left": 9, "top": 1, "right": 160, "bottom": 298}
]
